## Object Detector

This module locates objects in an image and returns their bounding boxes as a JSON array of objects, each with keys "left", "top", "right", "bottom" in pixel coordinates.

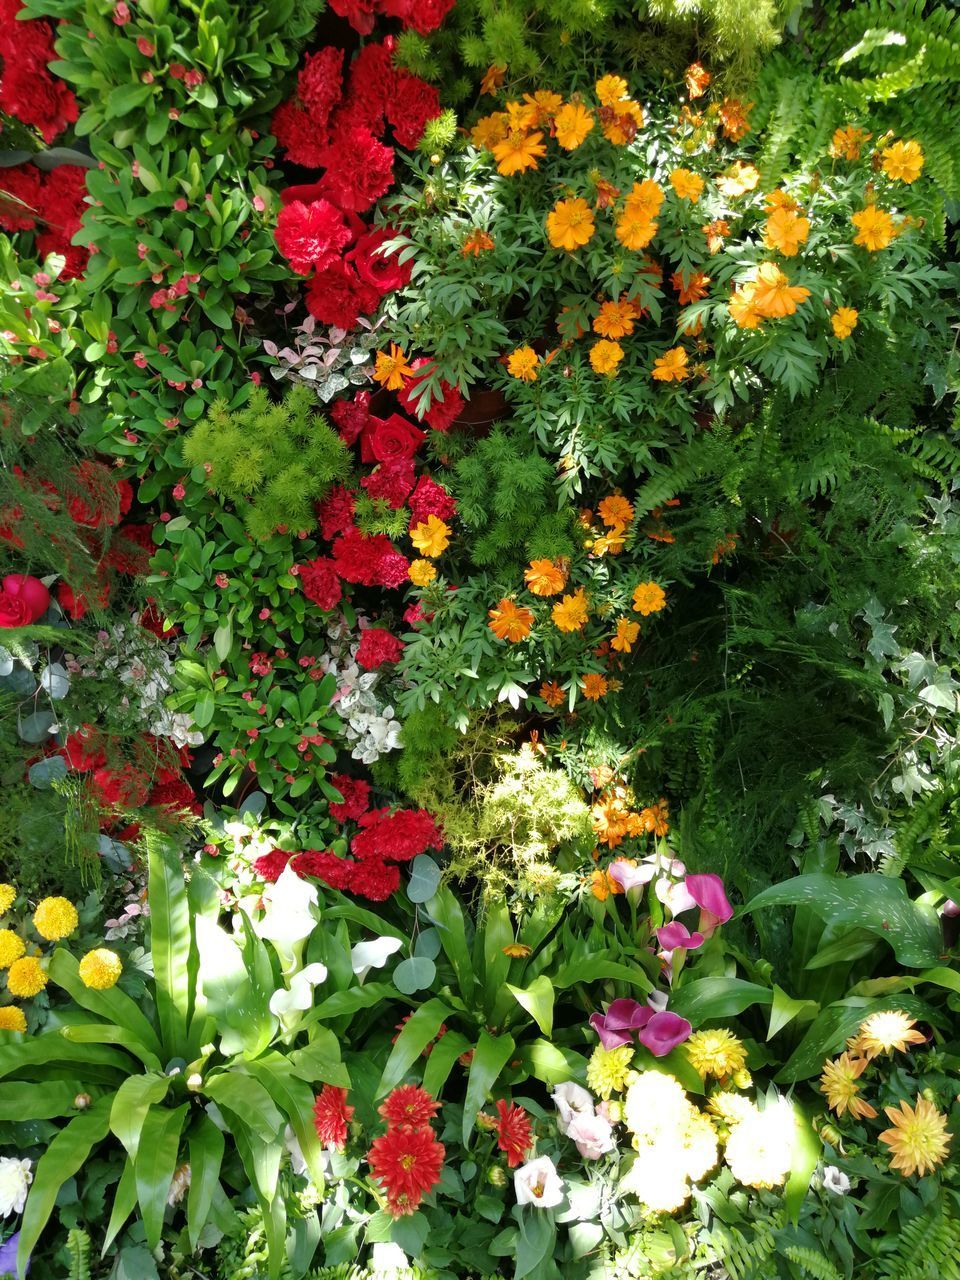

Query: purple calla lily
[
  {"left": 684, "top": 873, "right": 733, "bottom": 929},
  {"left": 655, "top": 920, "right": 705, "bottom": 951},
  {"left": 638, "top": 1010, "right": 692, "bottom": 1056},
  {"left": 589, "top": 997, "right": 653, "bottom": 1049}
]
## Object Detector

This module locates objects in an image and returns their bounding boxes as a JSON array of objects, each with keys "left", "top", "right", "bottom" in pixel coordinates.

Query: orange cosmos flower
[
  {"left": 615, "top": 213, "right": 657, "bottom": 251},
  {"left": 763, "top": 206, "right": 810, "bottom": 257},
  {"left": 590, "top": 339, "right": 624, "bottom": 376},
  {"left": 711, "top": 532, "right": 737, "bottom": 564},
  {"left": 592, "top": 527, "right": 627, "bottom": 556},
  {"left": 598, "top": 494, "right": 634, "bottom": 527},
  {"left": 552, "top": 587, "right": 589, "bottom": 632},
  {"left": 632, "top": 581, "right": 666, "bottom": 615},
  {"left": 749, "top": 262, "right": 810, "bottom": 318},
  {"left": 471, "top": 112, "right": 508, "bottom": 149},
  {"left": 507, "top": 346, "right": 539, "bottom": 381},
  {"left": 504, "top": 100, "right": 539, "bottom": 130},
  {"left": 669, "top": 168, "right": 705, "bottom": 202},
  {"left": 555, "top": 102, "right": 594, "bottom": 149},
  {"left": 524, "top": 558, "right": 566, "bottom": 596},
  {"left": 719, "top": 97, "right": 753, "bottom": 141},
  {"left": 651, "top": 346, "right": 689, "bottom": 382},
  {"left": 714, "top": 161, "right": 760, "bottom": 198},
  {"left": 462, "top": 229, "right": 495, "bottom": 256},
  {"left": 671, "top": 270, "right": 711, "bottom": 304},
  {"left": 480, "top": 63, "right": 507, "bottom": 96},
  {"left": 728, "top": 281, "right": 763, "bottom": 329},
  {"left": 594, "top": 298, "right": 637, "bottom": 338},
  {"left": 764, "top": 189, "right": 800, "bottom": 213},
  {"left": 684, "top": 62, "right": 711, "bottom": 99},
  {"left": 539, "top": 680, "right": 565, "bottom": 708},
  {"left": 600, "top": 100, "right": 643, "bottom": 145},
  {"left": 595, "top": 75, "right": 629, "bottom": 106},
  {"left": 373, "top": 344, "right": 415, "bottom": 391},
  {"left": 882, "top": 139, "right": 924, "bottom": 183},
  {"left": 610, "top": 617, "right": 640, "bottom": 653},
  {"left": 410, "top": 515, "right": 451, "bottom": 558},
  {"left": 593, "top": 176, "right": 621, "bottom": 209},
  {"left": 589, "top": 868, "right": 612, "bottom": 901},
  {"left": 831, "top": 307, "right": 858, "bottom": 339},
  {"left": 830, "top": 125, "right": 871, "bottom": 161},
  {"left": 639, "top": 800, "right": 670, "bottom": 835},
  {"left": 851, "top": 205, "right": 896, "bottom": 251},
  {"left": 492, "top": 129, "right": 546, "bottom": 176},
  {"left": 702, "top": 218, "right": 730, "bottom": 254},
  {"left": 624, "top": 180, "right": 665, "bottom": 220},
  {"left": 523, "top": 90, "right": 563, "bottom": 124},
  {"left": 502, "top": 941, "right": 532, "bottom": 958},
  {"left": 488, "top": 598, "right": 534, "bottom": 642},
  {"left": 581, "top": 672, "right": 609, "bottom": 701},
  {"left": 547, "top": 197, "right": 596, "bottom": 252}
]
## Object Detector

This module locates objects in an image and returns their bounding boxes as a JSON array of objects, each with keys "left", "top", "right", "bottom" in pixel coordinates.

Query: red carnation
[
  {"left": 299, "top": 556, "right": 342, "bottom": 611},
  {"left": 368, "top": 1123, "right": 445, "bottom": 1217},
  {"left": 494, "top": 1098, "right": 533, "bottom": 1168},
  {"left": 339, "top": 41, "right": 395, "bottom": 134},
  {"left": 293, "top": 849, "right": 354, "bottom": 890},
  {"left": 348, "top": 858, "right": 401, "bottom": 900},
  {"left": 306, "top": 261, "right": 380, "bottom": 330},
  {"left": 298, "top": 46, "right": 344, "bottom": 121},
  {"left": 318, "top": 127, "right": 394, "bottom": 214},
  {"left": 253, "top": 849, "right": 293, "bottom": 883},
  {"left": 317, "top": 485, "right": 356, "bottom": 539},
  {"left": 313, "top": 1085, "right": 354, "bottom": 1149},
  {"left": 90, "top": 763, "right": 151, "bottom": 808},
  {"left": 149, "top": 778, "right": 201, "bottom": 815},
  {"left": 361, "top": 459, "right": 415, "bottom": 509},
  {"left": 330, "top": 392, "right": 372, "bottom": 447},
  {"left": 61, "top": 725, "right": 106, "bottom": 772},
  {"left": 331, "top": 529, "right": 409, "bottom": 589},
  {"left": 351, "top": 807, "right": 443, "bottom": 863},
  {"left": 0, "top": 54, "right": 79, "bottom": 143},
  {"left": 379, "top": 0, "right": 455, "bottom": 34},
  {"left": 271, "top": 100, "right": 330, "bottom": 168},
  {"left": 65, "top": 463, "right": 132, "bottom": 529},
  {"left": 367, "top": 413, "right": 425, "bottom": 466},
  {"left": 328, "top": 0, "right": 377, "bottom": 34},
  {"left": 56, "top": 579, "right": 111, "bottom": 620},
  {"left": 344, "top": 227, "right": 411, "bottom": 297},
  {"left": 387, "top": 72, "right": 441, "bottom": 148},
  {"left": 408, "top": 475, "right": 457, "bottom": 525},
  {"left": 275, "top": 199, "right": 352, "bottom": 275},
  {"left": 356, "top": 627, "right": 404, "bottom": 671},
  {"left": 379, "top": 1085, "right": 441, "bottom": 1129},
  {"left": 329, "top": 774, "right": 371, "bottom": 822},
  {"left": 0, "top": 164, "right": 43, "bottom": 232},
  {"left": 104, "top": 523, "right": 154, "bottom": 576}
]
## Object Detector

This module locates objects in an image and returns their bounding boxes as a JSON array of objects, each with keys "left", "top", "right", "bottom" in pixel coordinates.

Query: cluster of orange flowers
[{"left": 591, "top": 781, "right": 670, "bottom": 852}]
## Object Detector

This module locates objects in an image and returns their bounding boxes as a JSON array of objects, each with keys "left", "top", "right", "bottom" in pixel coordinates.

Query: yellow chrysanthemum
[
  {"left": 881, "top": 139, "right": 924, "bottom": 184},
  {"left": 749, "top": 262, "right": 810, "bottom": 318},
  {"left": 78, "top": 948, "right": 122, "bottom": 991},
  {"left": 707, "top": 1091, "right": 759, "bottom": 1128},
  {"left": 33, "top": 896, "right": 78, "bottom": 942},
  {"left": 0, "top": 1005, "right": 26, "bottom": 1033},
  {"left": 586, "top": 1043, "right": 635, "bottom": 1099},
  {"left": 408, "top": 559, "right": 437, "bottom": 587},
  {"left": 632, "top": 581, "right": 666, "bottom": 616},
  {"left": 879, "top": 1096, "right": 951, "bottom": 1178},
  {"left": 852, "top": 1009, "right": 926, "bottom": 1060},
  {"left": 819, "top": 1052, "right": 877, "bottom": 1120},
  {"left": 0, "top": 930, "right": 25, "bottom": 970},
  {"left": 684, "top": 1029, "right": 748, "bottom": 1081},
  {"left": 0, "top": 884, "right": 15, "bottom": 917},
  {"left": 410, "top": 516, "right": 451, "bottom": 559},
  {"left": 506, "top": 346, "right": 539, "bottom": 382},
  {"left": 6, "top": 955, "right": 47, "bottom": 998}
]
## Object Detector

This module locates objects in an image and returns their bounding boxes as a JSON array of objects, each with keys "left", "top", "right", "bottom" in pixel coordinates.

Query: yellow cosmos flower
[
  {"left": 408, "top": 558, "right": 437, "bottom": 587},
  {"left": 410, "top": 516, "right": 450, "bottom": 558},
  {"left": 552, "top": 587, "right": 589, "bottom": 632},
  {"left": 373, "top": 343, "right": 414, "bottom": 391},
  {"left": 471, "top": 111, "right": 508, "bottom": 150},
  {"left": 479, "top": 64, "right": 506, "bottom": 96},
  {"left": 547, "top": 198, "right": 596, "bottom": 252},
  {"left": 684, "top": 1029, "right": 748, "bottom": 1081},
  {"left": 0, "top": 1005, "right": 26, "bottom": 1032},
  {"left": 615, "top": 212, "right": 658, "bottom": 251},
  {"left": 624, "top": 180, "right": 665, "bottom": 220},
  {"left": 6, "top": 955, "right": 47, "bottom": 998},
  {"left": 595, "top": 75, "right": 629, "bottom": 106},
  {"left": 881, "top": 139, "right": 924, "bottom": 184},
  {"left": 714, "top": 161, "right": 760, "bottom": 198},
  {"left": 763, "top": 206, "right": 810, "bottom": 257},
  {"left": 524, "top": 558, "right": 566, "bottom": 596},
  {"left": 610, "top": 617, "right": 640, "bottom": 653},
  {"left": 831, "top": 307, "right": 858, "bottom": 340},
  {"left": 749, "top": 262, "right": 810, "bottom": 318},
  {"left": 488, "top": 598, "right": 534, "bottom": 642},
  {"left": 492, "top": 129, "right": 546, "bottom": 176},
  {"left": 33, "top": 896, "right": 78, "bottom": 942},
  {"left": 502, "top": 942, "right": 532, "bottom": 958},
  {"left": 632, "top": 581, "right": 666, "bottom": 615},
  {"left": 819, "top": 1052, "right": 878, "bottom": 1119},
  {"left": 555, "top": 102, "right": 594, "bottom": 149},
  {"left": 728, "top": 282, "right": 764, "bottom": 329},
  {"left": 593, "top": 299, "right": 637, "bottom": 339},
  {"left": 581, "top": 672, "right": 609, "bottom": 701},
  {"left": 586, "top": 1043, "right": 635, "bottom": 1098},
  {"left": 506, "top": 346, "right": 539, "bottom": 382},
  {"left": 0, "top": 930, "right": 26, "bottom": 970},
  {"left": 851, "top": 205, "right": 896, "bottom": 251},
  {"left": 0, "top": 884, "right": 15, "bottom": 917},
  {"left": 590, "top": 339, "right": 624, "bottom": 376},
  {"left": 853, "top": 1009, "right": 926, "bottom": 1060},
  {"left": 652, "top": 346, "right": 690, "bottom": 382},
  {"left": 670, "top": 168, "right": 705, "bottom": 202},
  {"left": 598, "top": 495, "right": 634, "bottom": 527},
  {"left": 879, "top": 1096, "right": 951, "bottom": 1178},
  {"left": 78, "top": 948, "right": 123, "bottom": 990}
]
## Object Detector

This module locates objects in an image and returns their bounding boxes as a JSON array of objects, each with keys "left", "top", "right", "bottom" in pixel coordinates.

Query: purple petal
[
  {"left": 638, "top": 1010, "right": 692, "bottom": 1057},
  {"left": 0, "top": 1233, "right": 26, "bottom": 1276},
  {"left": 684, "top": 873, "right": 733, "bottom": 924},
  {"left": 589, "top": 1011, "right": 632, "bottom": 1050},
  {"left": 603, "top": 998, "right": 654, "bottom": 1031},
  {"left": 655, "top": 921, "right": 705, "bottom": 951}
]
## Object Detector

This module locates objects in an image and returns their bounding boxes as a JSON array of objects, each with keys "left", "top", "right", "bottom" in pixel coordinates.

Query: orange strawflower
[
  {"left": 581, "top": 672, "right": 609, "bottom": 701},
  {"left": 552, "top": 587, "right": 589, "bottom": 632},
  {"left": 684, "top": 62, "right": 711, "bottom": 99},
  {"left": 507, "top": 346, "right": 539, "bottom": 381},
  {"left": 590, "top": 339, "right": 624, "bottom": 376},
  {"left": 830, "top": 125, "right": 871, "bottom": 161},
  {"left": 669, "top": 168, "right": 705, "bottom": 203},
  {"left": 831, "top": 307, "right": 858, "bottom": 340},
  {"left": 547, "top": 197, "right": 596, "bottom": 252},
  {"left": 851, "top": 205, "right": 896, "bottom": 251},
  {"left": 594, "top": 299, "right": 637, "bottom": 339},
  {"left": 598, "top": 494, "right": 634, "bottom": 527},
  {"left": 462, "top": 229, "right": 495, "bottom": 256},
  {"left": 651, "top": 346, "right": 690, "bottom": 382},
  {"left": 555, "top": 102, "right": 594, "bottom": 149},
  {"left": 488, "top": 598, "right": 534, "bottom": 642},
  {"left": 524, "top": 558, "right": 566, "bottom": 596},
  {"left": 492, "top": 129, "right": 546, "bottom": 176},
  {"left": 539, "top": 680, "right": 565, "bottom": 708},
  {"left": 610, "top": 618, "right": 640, "bottom": 653},
  {"left": 632, "top": 581, "right": 666, "bottom": 616},
  {"left": 763, "top": 206, "right": 810, "bottom": 257}
]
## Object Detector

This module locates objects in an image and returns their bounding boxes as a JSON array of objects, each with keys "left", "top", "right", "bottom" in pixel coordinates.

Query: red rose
[
  {"left": 367, "top": 413, "right": 425, "bottom": 465},
  {"left": 0, "top": 573, "right": 50, "bottom": 626},
  {"left": 344, "top": 227, "right": 411, "bottom": 296}
]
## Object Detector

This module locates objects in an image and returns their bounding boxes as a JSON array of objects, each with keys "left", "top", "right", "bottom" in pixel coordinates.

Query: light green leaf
[
  {"left": 204, "top": 1071, "right": 284, "bottom": 1141},
  {"left": 187, "top": 1113, "right": 225, "bottom": 1249},
  {"left": 48, "top": 950, "right": 161, "bottom": 1056},
  {"left": 507, "top": 975, "right": 554, "bottom": 1036},
  {"left": 146, "top": 835, "right": 193, "bottom": 1056},
  {"left": 135, "top": 1103, "right": 189, "bottom": 1250},
  {"left": 377, "top": 998, "right": 454, "bottom": 1098},
  {"left": 767, "top": 985, "right": 819, "bottom": 1040},
  {"left": 670, "top": 978, "right": 773, "bottom": 1022},
  {"left": 110, "top": 1073, "right": 170, "bottom": 1160}
]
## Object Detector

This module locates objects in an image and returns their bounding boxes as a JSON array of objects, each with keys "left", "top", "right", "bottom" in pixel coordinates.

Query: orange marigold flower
[
  {"left": 685, "top": 62, "right": 711, "bottom": 99},
  {"left": 462, "top": 228, "right": 495, "bottom": 256},
  {"left": 552, "top": 587, "right": 589, "bottom": 632},
  {"left": 408, "top": 558, "right": 437, "bottom": 586},
  {"left": 539, "top": 680, "right": 565, "bottom": 708},
  {"left": 590, "top": 339, "right": 624, "bottom": 376},
  {"left": 651, "top": 346, "right": 689, "bottom": 382},
  {"left": 471, "top": 111, "right": 508, "bottom": 149},
  {"left": 763, "top": 206, "right": 810, "bottom": 257},
  {"left": 492, "top": 129, "right": 546, "bottom": 176},
  {"left": 851, "top": 205, "right": 896, "bottom": 251},
  {"left": 507, "top": 346, "right": 539, "bottom": 381},
  {"left": 671, "top": 270, "right": 711, "bottom": 304},
  {"left": 479, "top": 63, "right": 507, "bottom": 96},
  {"left": 632, "top": 581, "right": 666, "bottom": 615},
  {"left": 639, "top": 799, "right": 669, "bottom": 835},
  {"left": 831, "top": 307, "right": 858, "bottom": 340},
  {"left": 669, "top": 168, "right": 705, "bottom": 202},
  {"left": 830, "top": 125, "right": 871, "bottom": 161},
  {"left": 555, "top": 101, "right": 594, "bottom": 149},
  {"left": 610, "top": 617, "right": 640, "bottom": 653},
  {"left": 589, "top": 867, "right": 612, "bottom": 900},
  {"left": 373, "top": 344, "right": 415, "bottom": 391},
  {"left": 598, "top": 494, "right": 634, "bottom": 527},
  {"left": 749, "top": 262, "right": 810, "bottom": 318},
  {"left": 524, "top": 558, "right": 566, "bottom": 596},
  {"left": 547, "top": 197, "right": 596, "bottom": 252},
  {"left": 719, "top": 97, "right": 753, "bottom": 141},
  {"left": 593, "top": 299, "right": 637, "bottom": 339},
  {"left": 488, "top": 598, "right": 534, "bottom": 642},
  {"left": 714, "top": 161, "right": 759, "bottom": 198},
  {"left": 581, "top": 672, "right": 609, "bottom": 700}
]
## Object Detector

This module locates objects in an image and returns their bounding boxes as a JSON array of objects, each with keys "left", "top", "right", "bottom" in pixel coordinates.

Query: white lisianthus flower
[
  {"left": 567, "top": 1111, "right": 615, "bottom": 1160},
  {"left": 552, "top": 1081, "right": 595, "bottom": 1135},
  {"left": 0, "top": 1157, "right": 32, "bottom": 1216},
  {"left": 514, "top": 1155, "right": 565, "bottom": 1208},
  {"left": 823, "top": 1166, "right": 851, "bottom": 1196}
]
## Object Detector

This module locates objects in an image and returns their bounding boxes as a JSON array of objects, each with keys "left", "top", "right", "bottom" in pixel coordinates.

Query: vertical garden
[{"left": 1, "top": 0, "right": 960, "bottom": 1276}]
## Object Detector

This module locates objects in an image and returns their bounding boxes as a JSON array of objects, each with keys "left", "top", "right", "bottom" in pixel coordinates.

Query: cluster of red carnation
[
  {"left": 330, "top": 0, "right": 454, "bottom": 36},
  {"left": 0, "top": 1, "right": 79, "bottom": 142},
  {"left": 0, "top": 163, "right": 89, "bottom": 279},
  {"left": 253, "top": 776, "right": 442, "bottom": 902},
  {"left": 368, "top": 1084, "right": 445, "bottom": 1217},
  {"left": 272, "top": 39, "right": 441, "bottom": 329}
]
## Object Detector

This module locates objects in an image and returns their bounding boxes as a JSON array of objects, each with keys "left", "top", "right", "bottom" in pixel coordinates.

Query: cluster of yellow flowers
[
  {"left": 0, "top": 885, "right": 125, "bottom": 1034},
  {"left": 818, "top": 1009, "right": 951, "bottom": 1178}
]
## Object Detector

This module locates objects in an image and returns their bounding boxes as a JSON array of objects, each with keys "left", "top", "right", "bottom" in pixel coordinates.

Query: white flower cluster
[{"left": 319, "top": 619, "right": 401, "bottom": 765}]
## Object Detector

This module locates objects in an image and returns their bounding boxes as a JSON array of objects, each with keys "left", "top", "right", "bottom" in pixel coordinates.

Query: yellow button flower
[
  {"left": 0, "top": 1005, "right": 26, "bottom": 1032},
  {"left": 0, "top": 884, "right": 15, "bottom": 917},
  {"left": 7, "top": 956, "right": 47, "bottom": 998},
  {"left": 506, "top": 346, "right": 539, "bottom": 382},
  {"left": 33, "top": 896, "right": 79, "bottom": 942},
  {"left": 0, "top": 930, "right": 26, "bottom": 970},
  {"left": 78, "top": 948, "right": 123, "bottom": 990}
]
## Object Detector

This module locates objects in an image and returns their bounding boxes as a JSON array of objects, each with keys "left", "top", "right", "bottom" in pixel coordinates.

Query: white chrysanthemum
[
  {"left": 0, "top": 1157, "right": 32, "bottom": 1216},
  {"left": 681, "top": 1111, "right": 720, "bottom": 1181},
  {"left": 624, "top": 1071, "right": 690, "bottom": 1141},
  {"left": 620, "top": 1151, "right": 691, "bottom": 1213},
  {"left": 725, "top": 1098, "right": 795, "bottom": 1190}
]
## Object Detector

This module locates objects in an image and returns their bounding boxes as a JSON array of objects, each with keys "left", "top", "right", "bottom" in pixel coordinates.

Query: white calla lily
[
  {"left": 268, "top": 962, "right": 329, "bottom": 1019},
  {"left": 256, "top": 864, "right": 319, "bottom": 970},
  {"left": 351, "top": 935, "right": 403, "bottom": 982}
]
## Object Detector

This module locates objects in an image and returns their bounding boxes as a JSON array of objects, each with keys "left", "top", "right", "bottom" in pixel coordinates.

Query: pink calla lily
[
  {"left": 589, "top": 998, "right": 653, "bottom": 1049},
  {"left": 638, "top": 1010, "right": 692, "bottom": 1056},
  {"left": 683, "top": 872, "right": 733, "bottom": 936},
  {"left": 607, "top": 860, "right": 656, "bottom": 892},
  {"left": 655, "top": 921, "right": 705, "bottom": 951}
]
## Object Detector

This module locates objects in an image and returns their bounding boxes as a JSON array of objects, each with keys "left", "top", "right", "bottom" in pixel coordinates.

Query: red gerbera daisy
[
  {"left": 312, "top": 1085, "right": 355, "bottom": 1149},
  {"left": 368, "top": 1124, "right": 445, "bottom": 1217},
  {"left": 378, "top": 1084, "right": 441, "bottom": 1129},
  {"left": 494, "top": 1098, "right": 533, "bottom": 1168}
]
